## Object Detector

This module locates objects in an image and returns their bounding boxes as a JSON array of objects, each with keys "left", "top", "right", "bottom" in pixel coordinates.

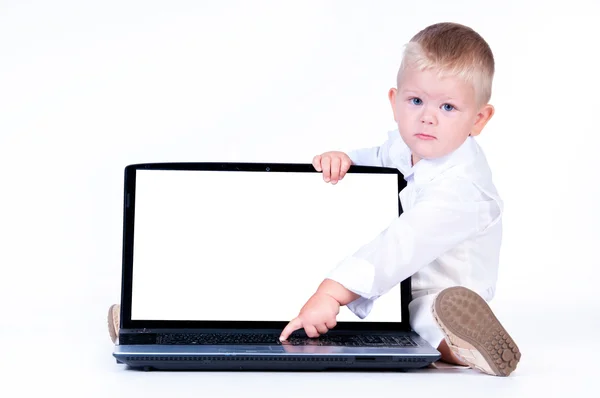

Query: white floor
[{"left": 2, "top": 297, "right": 597, "bottom": 398}]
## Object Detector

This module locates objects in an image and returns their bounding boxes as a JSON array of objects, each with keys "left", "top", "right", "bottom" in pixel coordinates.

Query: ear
[
  {"left": 470, "top": 104, "right": 494, "bottom": 136},
  {"left": 388, "top": 88, "right": 399, "bottom": 122}
]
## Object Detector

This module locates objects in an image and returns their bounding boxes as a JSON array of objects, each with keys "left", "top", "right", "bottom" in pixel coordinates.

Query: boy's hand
[
  {"left": 279, "top": 292, "right": 340, "bottom": 341},
  {"left": 312, "top": 151, "right": 352, "bottom": 184}
]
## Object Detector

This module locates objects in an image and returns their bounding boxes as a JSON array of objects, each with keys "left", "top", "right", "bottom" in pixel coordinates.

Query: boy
[
  {"left": 278, "top": 22, "right": 521, "bottom": 376},
  {"left": 108, "top": 22, "right": 520, "bottom": 377}
]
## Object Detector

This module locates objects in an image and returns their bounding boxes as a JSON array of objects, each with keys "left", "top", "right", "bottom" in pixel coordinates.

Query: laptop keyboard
[{"left": 158, "top": 333, "right": 418, "bottom": 347}]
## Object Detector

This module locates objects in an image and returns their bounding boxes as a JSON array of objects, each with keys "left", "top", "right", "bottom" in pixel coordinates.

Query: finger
[
  {"left": 304, "top": 324, "right": 320, "bottom": 338},
  {"left": 325, "top": 319, "right": 337, "bottom": 330},
  {"left": 312, "top": 155, "right": 322, "bottom": 172},
  {"left": 330, "top": 157, "right": 341, "bottom": 183},
  {"left": 339, "top": 157, "right": 351, "bottom": 180},
  {"left": 321, "top": 156, "right": 331, "bottom": 182},
  {"left": 315, "top": 323, "right": 329, "bottom": 335},
  {"left": 280, "top": 318, "right": 303, "bottom": 341}
]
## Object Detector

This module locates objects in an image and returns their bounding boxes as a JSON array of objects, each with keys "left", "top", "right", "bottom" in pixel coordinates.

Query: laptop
[{"left": 113, "top": 162, "right": 441, "bottom": 371}]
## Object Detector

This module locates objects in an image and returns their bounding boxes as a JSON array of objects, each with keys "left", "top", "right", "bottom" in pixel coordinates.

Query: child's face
[{"left": 389, "top": 67, "right": 494, "bottom": 164}]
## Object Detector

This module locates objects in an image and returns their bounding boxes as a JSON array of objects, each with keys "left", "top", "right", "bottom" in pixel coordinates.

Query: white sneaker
[{"left": 432, "top": 287, "right": 521, "bottom": 376}]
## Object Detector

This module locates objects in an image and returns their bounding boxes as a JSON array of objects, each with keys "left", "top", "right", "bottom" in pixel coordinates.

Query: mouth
[{"left": 415, "top": 133, "right": 436, "bottom": 140}]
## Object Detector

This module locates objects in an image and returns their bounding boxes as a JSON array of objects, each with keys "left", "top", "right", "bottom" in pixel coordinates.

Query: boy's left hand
[{"left": 279, "top": 292, "right": 340, "bottom": 341}]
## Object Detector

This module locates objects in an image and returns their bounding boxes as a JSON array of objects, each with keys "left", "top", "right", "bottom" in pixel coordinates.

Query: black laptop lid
[{"left": 120, "top": 163, "right": 411, "bottom": 332}]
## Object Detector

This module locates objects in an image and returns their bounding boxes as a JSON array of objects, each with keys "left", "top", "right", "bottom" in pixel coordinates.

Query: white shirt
[{"left": 327, "top": 130, "right": 503, "bottom": 318}]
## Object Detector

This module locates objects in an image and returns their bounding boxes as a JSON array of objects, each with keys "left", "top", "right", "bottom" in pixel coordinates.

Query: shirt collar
[{"left": 391, "top": 134, "right": 478, "bottom": 185}]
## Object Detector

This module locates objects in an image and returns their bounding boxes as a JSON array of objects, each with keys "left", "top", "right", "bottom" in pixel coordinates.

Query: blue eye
[
  {"left": 442, "top": 103, "right": 455, "bottom": 111},
  {"left": 410, "top": 98, "right": 422, "bottom": 105}
]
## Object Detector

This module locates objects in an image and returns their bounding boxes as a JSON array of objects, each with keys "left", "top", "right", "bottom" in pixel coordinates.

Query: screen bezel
[{"left": 120, "top": 162, "right": 411, "bottom": 332}]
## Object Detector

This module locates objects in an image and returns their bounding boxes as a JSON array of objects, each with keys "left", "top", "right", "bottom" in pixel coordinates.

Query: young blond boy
[
  {"left": 108, "top": 22, "right": 521, "bottom": 377},
  {"left": 278, "top": 22, "right": 521, "bottom": 376}
]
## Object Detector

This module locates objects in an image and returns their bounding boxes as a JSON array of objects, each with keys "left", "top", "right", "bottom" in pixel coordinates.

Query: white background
[
  {"left": 0, "top": 0, "right": 598, "bottom": 396},
  {"left": 131, "top": 170, "right": 401, "bottom": 322}
]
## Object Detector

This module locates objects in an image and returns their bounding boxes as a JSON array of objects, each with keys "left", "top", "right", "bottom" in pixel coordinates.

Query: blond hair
[{"left": 397, "top": 22, "right": 495, "bottom": 106}]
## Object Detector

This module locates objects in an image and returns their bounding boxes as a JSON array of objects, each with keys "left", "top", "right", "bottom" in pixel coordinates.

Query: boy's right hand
[
  {"left": 312, "top": 151, "right": 352, "bottom": 184},
  {"left": 279, "top": 292, "right": 340, "bottom": 341}
]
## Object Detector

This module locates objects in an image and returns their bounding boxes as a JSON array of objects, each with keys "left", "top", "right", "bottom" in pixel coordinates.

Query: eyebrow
[{"left": 400, "top": 89, "right": 458, "bottom": 102}]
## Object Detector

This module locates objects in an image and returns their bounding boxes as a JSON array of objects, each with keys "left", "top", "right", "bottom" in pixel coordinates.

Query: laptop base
[
  {"left": 113, "top": 341, "right": 441, "bottom": 371},
  {"left": 115, "top": 354, "right": 436, "bottom": 371}
]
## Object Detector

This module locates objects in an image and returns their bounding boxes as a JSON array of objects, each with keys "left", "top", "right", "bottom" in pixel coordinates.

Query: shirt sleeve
[
  {"left": 326, "top": 178, "right": 492, "bottom": 318},
  {"left": 347, "top": 131, "right": 400, "bottom": 167}
]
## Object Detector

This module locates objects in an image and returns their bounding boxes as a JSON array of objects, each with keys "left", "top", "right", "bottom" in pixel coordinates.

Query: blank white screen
[{"left": 131, "top": 169, "right": 402, "bottom": 322}]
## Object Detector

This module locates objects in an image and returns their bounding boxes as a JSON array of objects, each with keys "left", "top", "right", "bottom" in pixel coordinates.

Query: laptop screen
[{"left": 130, "top": 168, "right": 402, "bottom": 323}]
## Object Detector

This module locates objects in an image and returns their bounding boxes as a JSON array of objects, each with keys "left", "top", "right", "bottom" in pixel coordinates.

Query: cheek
[
  {"left": 440, "top": 118, "right": 471, "bottom": 144},
  {"left": 396, "top": 104, "right": 411, "bottom": 118},
  {"left": 395, "top": 106, "right": 413, "bottom": 129},
  {"left": 456, "top": 118, "right": 474, "bottom": 135}
]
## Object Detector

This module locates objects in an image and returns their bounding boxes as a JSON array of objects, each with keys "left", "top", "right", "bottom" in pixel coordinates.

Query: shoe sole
[
  {"left": 432, "top": 287, "right": 521, "bottom": 376},
  {"left": 107, "top": 304, "right": 119, "bottom": 344}
]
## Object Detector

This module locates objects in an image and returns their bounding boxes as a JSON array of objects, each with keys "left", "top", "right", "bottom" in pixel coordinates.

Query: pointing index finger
[{"left": 280, "top": 317, "right": 303, "bottom": 341}]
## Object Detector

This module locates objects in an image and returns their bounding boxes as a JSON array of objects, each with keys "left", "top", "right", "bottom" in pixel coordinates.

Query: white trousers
[
  {"left": 409, "top": 287, "right": 495, "bottom": 349},
  {"left": 409, "top": 291, "right": 445, "bottom": 349}
]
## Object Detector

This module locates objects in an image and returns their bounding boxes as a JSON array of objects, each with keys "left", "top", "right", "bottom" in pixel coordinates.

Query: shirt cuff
[
  {"left": 346, "top": 297, "right": 375, "bottom": 319},
  {"left": 326, "top": 256, "right": 379, "bottom": 319}
]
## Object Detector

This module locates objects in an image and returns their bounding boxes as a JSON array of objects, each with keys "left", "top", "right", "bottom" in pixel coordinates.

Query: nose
[{"left": 420, "top": 107, "right": 437, "bottom": 125}]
